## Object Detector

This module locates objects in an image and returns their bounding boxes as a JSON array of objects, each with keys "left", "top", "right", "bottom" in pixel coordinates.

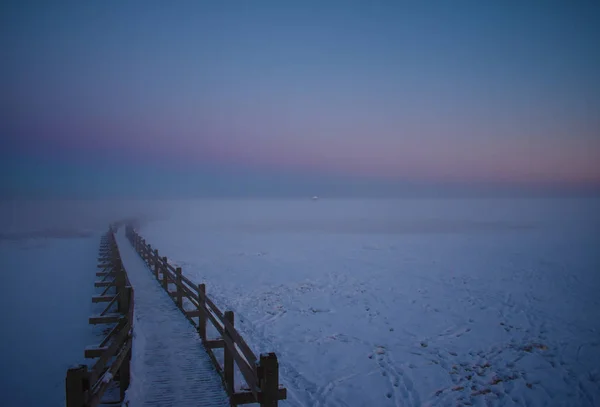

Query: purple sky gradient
[{"left": 2, "top": 1, "right": 600, "bottom": 197}]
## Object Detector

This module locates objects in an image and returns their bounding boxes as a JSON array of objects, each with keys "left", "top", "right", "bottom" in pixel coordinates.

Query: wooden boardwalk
[{"left": 115, "top": 230, "right": 229, "bottom": 407}]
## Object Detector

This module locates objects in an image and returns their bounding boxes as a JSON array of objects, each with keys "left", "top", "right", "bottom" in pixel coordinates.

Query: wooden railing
[
  {"left": 66, "top": 225, "right": 134, "bottom": 407},
  {"left": 125, "top": 225, "right": 287, "bottom": 406}
]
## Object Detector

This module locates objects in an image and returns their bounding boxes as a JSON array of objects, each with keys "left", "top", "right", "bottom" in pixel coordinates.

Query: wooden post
[
  {"left": 111, "top": 242, "right": 119, "bottom": 274},
  {"left": 175, "top": 267, "right": 183, "bottom": 308},
  {"left": 154, "top": 249, "right": 160, "bottom": 279},
  {"left": 259, "top": 353, "right": 280, "bottom": 407},
  {"left": 116, "top": 262, "right": 127, "bottom": 311},
  {"left": 119, "top": 285, "right": 131, "bottom": 315},
  {"left": 66, "top": 364, "right": 89, "bottom": 407},
  {"left": 119, "top": 346, "right": 131, "bottom": 400},
  {"left": 120, "top": 287, "right": 133, "bottom": 400},
  {"left": 197, "top": 283, "right": 206, "bottom": 340},
  {"left": 162, "top": 256, "right": 168, "bottom": 290},
  {"left": 147, "top": 244, "right": 152, "bottom": 265},
  {"left": 224, "top": 311, "right": 234, "bottom": 396}
]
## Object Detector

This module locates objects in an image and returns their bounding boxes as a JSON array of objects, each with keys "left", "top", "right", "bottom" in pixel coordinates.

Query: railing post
[
  {"left": 119, "top": 345, "right": 131, "bottom": 400},
  {"left": 116, "top": 261, "right": 127, "bottom": 312},
  {"left": 120, "top": 288, "right": 133, "bottom": 400},
  {"left": 118, "top": 281, "right": 131, "bottom": 315},
  {"left": 162, "top": 256, "right": 168, "bottom": 290},
  {"left": 147, "top": 244, "right": 152, "bottom": 265},
  {"left": 259, "top": 353, "right": 280, "bottom": 407},
  {"left": 66, "top": 364, "right": 89, "bottom": 407},
  {"left": 154, "top": 249, "right": 160, "bottom": 279},
  {"left": 112, "top": 243, "right": 122, "bottom": 296},
  {"left": 197, "top": 284, "right": 206, "bottom": 340},
  {"left": 111, "top": 240, "right": 119, "bottom": 277},
  {"left": 224, "top": 311, "right": 234, "bottom": 396},
  {"left": 175, "top": 267, "right": 183, "bottom": 308}
]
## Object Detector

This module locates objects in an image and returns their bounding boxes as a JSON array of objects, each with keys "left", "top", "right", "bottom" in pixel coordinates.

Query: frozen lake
[
  {"left": 0, "top": 197, "right": 598, "bottom": 406},
  {"left": 137, "top": 198, "right": 600, "bottom": 407},
  {"left": 0, "top": 234, "right": 100, "bottom": 407}
]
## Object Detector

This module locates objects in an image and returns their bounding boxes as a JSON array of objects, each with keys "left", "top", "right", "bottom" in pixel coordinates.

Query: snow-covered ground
[
  {"left": 136, "top": 198, "right": 600, "bottom": 407},
  {"left": 0, "top": 234, "right": 100, "bottom": 407},
  {"left": 1, "top": 197, "right": 598, "bottom": 406}
]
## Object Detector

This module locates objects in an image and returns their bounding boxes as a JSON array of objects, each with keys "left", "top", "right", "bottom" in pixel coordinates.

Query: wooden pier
[
  {"left": 66, "top": 222, "right": 286, "bottom": 406},
  {"left": 125, "top": 225, "right": 287, "bottom": 406}
]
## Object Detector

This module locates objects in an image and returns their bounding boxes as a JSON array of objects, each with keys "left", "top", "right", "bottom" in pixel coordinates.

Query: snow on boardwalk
[{"left": 115, "top": 230, "right": 229, "bottom": 407}]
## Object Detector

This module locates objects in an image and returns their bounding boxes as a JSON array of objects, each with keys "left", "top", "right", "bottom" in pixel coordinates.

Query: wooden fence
[
  {"left": 125, "top": 225, "right": 286, "bottom": 406},
  {"left": 66, "top": 225, "right": 134, "bottom": 407}
]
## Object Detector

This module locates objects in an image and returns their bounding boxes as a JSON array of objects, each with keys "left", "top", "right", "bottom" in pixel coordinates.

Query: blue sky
[{"left": 2, "top": 1, "right": 599, "bottom": 198}]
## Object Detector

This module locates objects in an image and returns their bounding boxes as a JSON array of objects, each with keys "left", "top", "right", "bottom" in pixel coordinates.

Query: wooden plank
[
  {"left": 97, "top": 263, "right": 112, "bottom": 268},
  {"left": 66, "top": 365, "right": 89, "bottom": 407},
  {"left": 100, "top": 293, "right": 119, "bottom": 316},
  {"left": 232, "top": 388, "right": 287, "bottom": 405},
  {"left": 189, "top": 296, "right": 257, "bottom": 370},
  {"left": 197, "top": 284, "right": 207, "bottom": 340},
  {"left": 94, "top": 280, "right": 115, "bottom": 288},
  {"left": 119, "top": 345, "right": 131, "bottom": 400},
  {"left": 165, "top": 275, "right": 196, "bottom": 299},
  {"left": 90, "top": 319, "right": 131, "bottom": 383},
  {"left": 180, "top": 273, "right": 198, "bottom": 291},
  {"left": 99, "top": 318, "right": 127, "bottom": 348},
  {"left": 202, "top": 304, "right": 226, "bottom": 337},
  {"left": 92, "top": 295, "right": 115, "bottom": 303},
  {"left": 197, "top": 300, "right": 258, "bottom": 367},
  {"left": 205, "top": 339, "right": 225, "bottom": 349},
  {"left": 89, "top": 314, "right": 122, "bottom": 325},
  {"left": 175, "top": 267, "right": 183, "bottom": 308},
  {"left": 100, "top": 271, "right": 114, "bottom": 283},
  {"left": 259, "top": 353, "right": 283, "bottom": 405},
  {"left": 100, "top": 283, "right": 113, "bottom": 296},
  {"left": 164, "top": 266, "right": 201, "bottom": 296},
  {"left": 84, "top": 346, "right": 108, "bottom": 358},
  {"left": 224, "top": 311, "right": 234, "bottom": 396},
  {"left": 223, "top": 317, "right": 258, "bottom": 366},
  {"left": 88, "top": 339, "right": 132, "bottom": 407},
  {"left": 161, "top": 257, "right": 169, "bottom": 290},
  {"left": 221, "top": 329, "right": 258, "bottom": 394},
  {"left": 95, "top": 271, "right": 115, "bottom": 277},
  {"left": 185, "top": 309, "right": 205, "bottom": 318}
]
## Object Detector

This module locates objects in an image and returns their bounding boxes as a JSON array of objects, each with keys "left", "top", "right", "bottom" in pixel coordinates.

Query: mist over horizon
[{"left": 3, "top": 151, "right": 599, "bottom": 200}]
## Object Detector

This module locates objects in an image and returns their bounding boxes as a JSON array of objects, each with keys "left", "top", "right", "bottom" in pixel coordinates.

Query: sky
[{"left": 1, "top": 1, "right": 599, "bottom": 198}]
